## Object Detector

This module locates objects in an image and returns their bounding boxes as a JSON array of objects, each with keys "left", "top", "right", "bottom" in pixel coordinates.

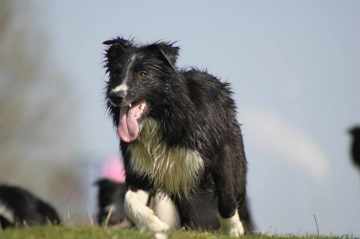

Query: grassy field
[{"left": 0, "top": 226, "right": 358, "bottom": 239}]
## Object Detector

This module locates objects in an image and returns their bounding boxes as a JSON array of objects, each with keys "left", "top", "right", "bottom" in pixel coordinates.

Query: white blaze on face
[
  {"left": 110, "top": 54, "right": 137, "bottom": 104},
  {"left": 112, "top": 84, "right": 128, "bottom": 94},
  {"left": 109, "top": 84, "right": 129, "bottom": 107}
]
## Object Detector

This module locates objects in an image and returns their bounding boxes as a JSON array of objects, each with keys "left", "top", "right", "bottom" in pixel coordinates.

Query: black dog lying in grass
[{"left": 0, "top": 185, "right": 61, "bottom": 229}]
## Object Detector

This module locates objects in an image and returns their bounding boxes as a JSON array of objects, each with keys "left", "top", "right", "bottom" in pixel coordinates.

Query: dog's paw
[
  {"left": 145, "top": 215, "right": 170, "bottom": 232},
  {"left": 124, "top": 189, "right": 169, "bottom": 232},
  {"left": 217, "top": 211, "right": 245, "bottom": 237},
  {"left": 129, "top": 206, "right": 170, "bottom": 232},
  {"left": 223, "top": 222, "right": 244, "bottom": 237}
]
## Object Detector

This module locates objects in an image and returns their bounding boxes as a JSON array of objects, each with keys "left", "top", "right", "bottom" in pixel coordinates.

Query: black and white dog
[
  {"left": 95, "top": 178, "right": 129, "bottom": 226},
  {"left": 0, "top": 185, "right": 61, "bottom": 229},
  {"left": 103, "top": 37, "right": 248, "bottom": 236}
]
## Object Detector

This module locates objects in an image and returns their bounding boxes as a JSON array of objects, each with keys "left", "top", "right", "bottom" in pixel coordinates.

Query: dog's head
[{"left": 103, "top": 37, "right": 179, "bottom": 142}]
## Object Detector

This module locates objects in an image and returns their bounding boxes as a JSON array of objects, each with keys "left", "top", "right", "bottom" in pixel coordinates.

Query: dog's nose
[{"left": 109, "top": 90, "right": 125, "bottom": 105}]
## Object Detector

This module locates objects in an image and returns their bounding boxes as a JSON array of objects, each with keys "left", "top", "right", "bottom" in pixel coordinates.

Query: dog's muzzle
[{"left": 109, "top": 90, "right": 126, "bottom": 106}]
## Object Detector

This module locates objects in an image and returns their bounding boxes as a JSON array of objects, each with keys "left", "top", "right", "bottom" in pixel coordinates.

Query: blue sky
[{"left": 27, "top": 0, "right": 360, "bottom": 235}]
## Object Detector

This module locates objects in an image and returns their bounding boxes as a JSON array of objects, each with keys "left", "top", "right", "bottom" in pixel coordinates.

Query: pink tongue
[{"left": 118, "top": 102, "right": 142, "bottom": 142}]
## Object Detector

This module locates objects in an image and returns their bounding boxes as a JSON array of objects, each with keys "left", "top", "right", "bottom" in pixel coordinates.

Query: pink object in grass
[{"left": 101, "top": 156, "right": 125, "bottom": 183}]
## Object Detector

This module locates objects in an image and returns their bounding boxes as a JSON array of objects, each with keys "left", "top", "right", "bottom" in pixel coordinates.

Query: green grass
[{"left": 0, "top": 226, "right": 358, "bottom": 239}]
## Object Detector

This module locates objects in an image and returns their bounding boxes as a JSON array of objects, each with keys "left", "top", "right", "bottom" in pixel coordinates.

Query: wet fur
[
  {"left": 103, "top": 37, "right": 248, "bottom": 234},
  {"left": 128, "top": 117, "right": 204, "bottom": 198}
]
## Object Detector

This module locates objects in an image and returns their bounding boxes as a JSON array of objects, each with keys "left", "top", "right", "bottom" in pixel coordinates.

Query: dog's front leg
[{"left": 124, "top": 188, "right": 169, "bottom": 231}]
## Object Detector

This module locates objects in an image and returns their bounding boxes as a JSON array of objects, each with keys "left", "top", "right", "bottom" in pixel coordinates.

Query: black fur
[
  {"left": 103, "top": 37, "right": 248, "bottom": 233},
  {"left": 0, "top": 185, "right": 61, "bottom": 229}
]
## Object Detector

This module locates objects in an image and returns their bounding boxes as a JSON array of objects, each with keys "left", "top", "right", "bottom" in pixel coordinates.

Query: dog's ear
[
  {"left": 103, "top": 37, "right": 133, "bottom": 67},
  {"left": 146, "top": 42, "right": 180, "bottom": 71},
  {"left": 103, "top": 37, "right": 132, "bottom": 50}
]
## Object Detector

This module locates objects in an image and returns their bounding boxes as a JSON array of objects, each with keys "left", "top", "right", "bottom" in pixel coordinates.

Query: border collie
[
  {"left": 0, "top": 185, "right": 61, "bottom": 229},
  {"left": 103, "top": 37, "right": 248, "bottom": 236}
]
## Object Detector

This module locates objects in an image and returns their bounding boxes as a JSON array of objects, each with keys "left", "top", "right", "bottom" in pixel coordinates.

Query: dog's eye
[{"left": 138, "top": 71, "right": 147, "bottom": 79}]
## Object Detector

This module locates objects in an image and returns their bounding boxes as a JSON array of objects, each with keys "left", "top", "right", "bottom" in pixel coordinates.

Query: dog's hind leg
[
  {"left": 237, "top": 197, "right": 254, "bottom": 234},
  {"left": 124, "top": 188, "right": 169, "bottom": 232},
  {"left": 212, "top": 159, "right": 245, "bottom": 237},
  {"left": 152, "top": 194, "right": 181, "bottom": 229},
  {"left": 171, "top": 196, "right": 198, "bottom": 230}
]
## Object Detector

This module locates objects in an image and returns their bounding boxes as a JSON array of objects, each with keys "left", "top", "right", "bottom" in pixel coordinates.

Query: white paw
[
  {"left": 145, "top": 215, "right": 170, "bottom": 232},
  {"left": 124, "top": 190, "right": 169, "bottom": 232},
  {"left": 217, "top": 210, "right": 245, "bottom": 237},
  {"left": 152, "top": 194, "right": 181, "bottom": 229}
]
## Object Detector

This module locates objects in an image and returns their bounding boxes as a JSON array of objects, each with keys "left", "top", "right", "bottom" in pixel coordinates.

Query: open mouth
[{"left": 118, "top": 100, "right": 148, "bottom": 143}]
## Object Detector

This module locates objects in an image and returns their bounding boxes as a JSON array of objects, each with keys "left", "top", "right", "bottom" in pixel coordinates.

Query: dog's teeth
[{"left": 129, "top": 103, "right": 132, "bottom": 108}]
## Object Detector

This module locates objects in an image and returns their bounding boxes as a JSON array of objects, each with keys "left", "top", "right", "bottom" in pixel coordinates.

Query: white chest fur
[{"left": 127, "top": 118, "right": 204, "bottom": 198}]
